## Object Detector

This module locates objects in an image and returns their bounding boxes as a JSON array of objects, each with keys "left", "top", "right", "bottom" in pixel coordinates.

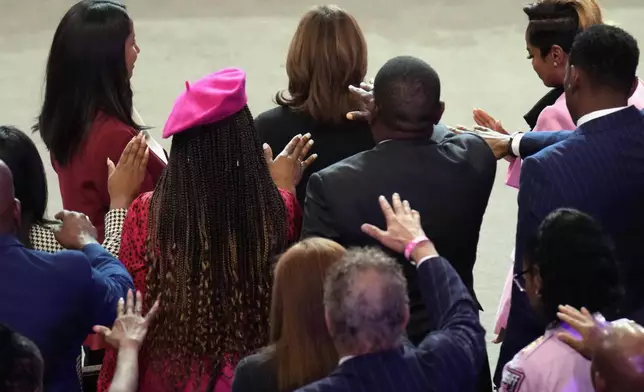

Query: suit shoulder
[
  {"left": 297, "top": 376, "right": 345, "bottom": 392},
  {"left": 315, "top": 149, "right": 372, "bottom": 179},
  {"left": 440, "top": 133, "right": 497, "bottom": 174},
  {"left": 27, "top": 248, "right": 92, "bottom": 286}
]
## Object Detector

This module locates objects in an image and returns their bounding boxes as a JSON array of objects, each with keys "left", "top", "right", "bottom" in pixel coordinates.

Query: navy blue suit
[
  {"left": 296, "top": 256, "right": 486, "bottom": 392},
  {"left": 0, "top": 235, "right": 134, "bottom": 392},
  {"left": 495, "top": 107, "right": 644, "bottom": 384}
]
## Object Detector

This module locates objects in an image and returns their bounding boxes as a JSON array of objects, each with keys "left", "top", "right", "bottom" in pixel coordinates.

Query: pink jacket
[{"left": 505, "top": 78, "right": 644, "bottom": 188}]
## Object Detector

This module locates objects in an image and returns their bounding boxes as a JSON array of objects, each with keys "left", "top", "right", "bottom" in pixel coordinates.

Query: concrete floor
[{"left": 2, "top": 0, "right": 644, "bottom": 371}]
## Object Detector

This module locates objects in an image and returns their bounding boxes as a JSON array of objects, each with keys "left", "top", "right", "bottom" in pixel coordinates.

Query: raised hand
[
  {"left": 361, "top": 193, "right": 431, "bottom": 254},
  {"left": 93, "top": 290, "right": 160, "bottom": 350},
  {"left": 347, "top": 80, "right": 375, "bottom": 122},
  {"left": 53, "top": 210, "right": 98, "bottom": 250},
  {"left": 473, "top": 108, "right": 508, "bottom": 135},
  {"left": 264, "top": 133, "right": 317, "bottom": 194},
  {"left": 107, "top": 133, "right": 150, "bottom": 210}
]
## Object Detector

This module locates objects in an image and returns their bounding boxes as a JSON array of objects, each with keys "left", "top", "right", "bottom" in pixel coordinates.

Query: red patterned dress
[{"left": 97, "top": 189, "right": 302, "bottom": 392}]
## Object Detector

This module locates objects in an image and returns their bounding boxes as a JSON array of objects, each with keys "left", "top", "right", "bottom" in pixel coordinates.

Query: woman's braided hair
[{"left": 143, "top": 106, "right": 288, "bottom": 389}]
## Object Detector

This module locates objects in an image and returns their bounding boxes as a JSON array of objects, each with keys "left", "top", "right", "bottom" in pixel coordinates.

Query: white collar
[
  {"left": 576, "top": 106, "right": 629, "bottom": 126},
  {"left": 338, "top": 355, "right": 355, "bottom": 365}
]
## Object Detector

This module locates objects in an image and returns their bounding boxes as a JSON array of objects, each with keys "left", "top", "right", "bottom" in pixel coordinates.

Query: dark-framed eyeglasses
[{"left": 513, "top": 267, "right": 532, "bottom": 292}]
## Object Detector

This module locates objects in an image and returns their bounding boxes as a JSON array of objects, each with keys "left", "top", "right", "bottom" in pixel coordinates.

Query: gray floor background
[{"left": 2, "top": 0, "right": 644, "bottom": 371}]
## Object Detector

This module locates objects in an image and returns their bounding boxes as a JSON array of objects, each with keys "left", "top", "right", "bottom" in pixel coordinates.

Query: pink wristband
[{"left": 404, "top": 236, "right": 430, "bottom": 261}]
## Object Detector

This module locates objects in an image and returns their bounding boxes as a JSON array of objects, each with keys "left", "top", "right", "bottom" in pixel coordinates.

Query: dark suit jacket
[
  {"left": 296, "top": 256, "right": 485, "bottom": 392},
  {"left": 496, "top": 107, "right": 644, "bottom": 384},
  {"left": 255, "top": 107, "right": 376, "bottom": 206},
  {"left": 302, "top": 133, "right": 496, "bottom": 343},
  {"left": 232, "top": 350, "right": 278, "bottom": 392},
  {"left": 0, "top": 235, "right": 134, "bottom": 392}
]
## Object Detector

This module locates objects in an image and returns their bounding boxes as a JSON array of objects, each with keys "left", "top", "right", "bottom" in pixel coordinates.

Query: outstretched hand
[
  {"left": 93, "top": 290, "right": 160, "bottom": 350},
  {"left": 556, "top": 305, "right": 607, "bottom": 360},
  {"left": 473, "top": 108, "right": 508, "bottom": 135},
  {"left": 361, "top": 193, "right": 431, "bottom": 254},
  {"left": 264, "top": 133, "right": 317, "bottom": 194},
  {"left": 448, "top": 125, "right": 513, "bottom": 160},
  {"left": 347, "top": 80, "right": 374, "bottom": 122}
]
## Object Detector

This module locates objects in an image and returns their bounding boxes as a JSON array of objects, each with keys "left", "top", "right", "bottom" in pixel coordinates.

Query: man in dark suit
[
  {"left": 469, "top": 25, "right": 644, "bottom": 385},
  {"left": 302, "top": 56, "right": 496, "bottom": 390},
  {"left": 297, "top": 195, "right": 485, "bottom": 392},
  {"left": 0, "top": 160, "right": 134, "bottom": 392}
]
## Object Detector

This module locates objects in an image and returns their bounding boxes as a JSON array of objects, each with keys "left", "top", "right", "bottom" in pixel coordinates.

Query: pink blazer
[{"left": 504, "top": 78, "right": 644, "bottom": 188}]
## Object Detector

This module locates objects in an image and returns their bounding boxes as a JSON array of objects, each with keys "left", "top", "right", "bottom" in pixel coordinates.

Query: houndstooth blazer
[{"left": 29, "top": 209, "right": 127, "bottom": 256}]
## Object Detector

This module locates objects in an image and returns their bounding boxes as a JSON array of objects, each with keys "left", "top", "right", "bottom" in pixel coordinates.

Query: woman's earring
[{"left": 554, "top": 61, "right": 558, "bottom": 67}]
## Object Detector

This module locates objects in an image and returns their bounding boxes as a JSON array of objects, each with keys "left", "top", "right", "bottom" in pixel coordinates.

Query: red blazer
[{"left": 53, "top": 113, "right": 166, "bottom": 241}]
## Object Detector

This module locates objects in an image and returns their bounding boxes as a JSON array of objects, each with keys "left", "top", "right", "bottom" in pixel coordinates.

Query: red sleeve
[
  {"left": 279, "top": 188, "right": 302, "bottom": 242},
  {"left": 89, "top": 121, "right": 156, "bottom": 210},
  {"left": 118, "top": 192, "right": 152, "bottom": 292}
]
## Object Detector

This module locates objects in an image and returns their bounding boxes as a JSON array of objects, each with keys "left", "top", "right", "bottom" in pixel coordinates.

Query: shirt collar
[
  {"left": 576, "top": 106, "right": 629, "bottom": 126},
  {"left": 338, "top": 355, "right": 355, "bottom": 366}
]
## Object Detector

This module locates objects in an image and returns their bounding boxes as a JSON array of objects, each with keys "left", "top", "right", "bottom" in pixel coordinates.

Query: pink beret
[{"left": 162, "top": 68, "right": 248, "bottom": 138}]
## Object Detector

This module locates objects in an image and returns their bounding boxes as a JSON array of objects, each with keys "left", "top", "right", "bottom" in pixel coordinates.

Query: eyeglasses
[{"left": 513, "top": 267, "right": 532, "bottom": 292}]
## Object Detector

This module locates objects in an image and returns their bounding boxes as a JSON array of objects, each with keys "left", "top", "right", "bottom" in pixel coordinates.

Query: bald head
[
  {"left": 594, "top": 321, "right": 644, "bottom": 392},
  {"left": 0, "top": 160, "right": 18, "bottom": 234},
  {"left": 323, "top": 247, "right": 410, "bottom": 354}
]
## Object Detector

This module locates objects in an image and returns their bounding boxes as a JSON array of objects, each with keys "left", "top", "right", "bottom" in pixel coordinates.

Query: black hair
[
  {"left": 523, "top": 1, "right": 583, "bottom": 57},
  {"left": 569, "top": 24, "right": 639, "bottom": 96},
  {"left": 0, "top": 126, "right": 50, "bottom": 247},
  {"left": 0, "top": 324, "right": 43, "bottom": 392},
  {"left": 144, "top": 106, "right": 289, "bottom": 389},
  {"left": 33, "top": 0, "right": 142, "bottom": 166},
  {"left": 525, "top": 208, "right": 624, "bottom": 324},
  {"left": 372, "top": 56, "right": 441, "bottom": 133}
]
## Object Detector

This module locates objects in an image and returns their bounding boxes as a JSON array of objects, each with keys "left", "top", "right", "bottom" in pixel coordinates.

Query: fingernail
[
  {"left": 347, "top": 113, "right": 353, "bottom": 120},
  {"left": 263, "top": 143, "right": 268, "bottom": 149},
  {"left": 312, "top": 153, "right": 318, "bottom": 158},
  {"left": 308, "top": 140, "right": 314, "bottom": 145}
]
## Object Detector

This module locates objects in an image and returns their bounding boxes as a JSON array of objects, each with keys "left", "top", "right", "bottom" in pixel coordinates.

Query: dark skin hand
[{"left": 52, "top": 210, "right": 99, "bottom": 250}]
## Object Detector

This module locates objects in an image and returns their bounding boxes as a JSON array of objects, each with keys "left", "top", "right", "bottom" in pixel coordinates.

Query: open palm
[{"left": 94, "top": 290, "right": 160, "bottom": 350}]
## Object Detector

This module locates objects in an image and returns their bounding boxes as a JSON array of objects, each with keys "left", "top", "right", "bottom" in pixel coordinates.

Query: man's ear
[
  {"left": 325, "top": 309, "right": 334, "bottom": 336},
  {"left": 13, "top": 198, "right": 21, "bottom": 231},
  {"left": 566, "top": 65, "right": 581, "bottom": 92},
  {"left": 629, "top": 77, "right": 638, "bottom": 98},
  {"left": 435, "top": 101, "right": 446, "bottom": 124}
]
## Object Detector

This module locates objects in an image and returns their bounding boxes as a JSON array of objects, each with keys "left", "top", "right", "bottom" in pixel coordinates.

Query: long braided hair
[{"left": 143, "top": 106, "right": 288, "bottom": 389}]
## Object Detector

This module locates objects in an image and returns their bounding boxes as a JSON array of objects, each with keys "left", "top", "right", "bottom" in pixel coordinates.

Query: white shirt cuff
[
  {"left": 416, "top": 255, "right": 440, "bottom": 267},
  {"left": 511, "top": 132, "right": 524, "bottom": 158}
]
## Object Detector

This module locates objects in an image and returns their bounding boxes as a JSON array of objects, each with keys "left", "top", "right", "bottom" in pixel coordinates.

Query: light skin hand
[{"left": 361, "top": 193, "right": 437, "bottom": 263}]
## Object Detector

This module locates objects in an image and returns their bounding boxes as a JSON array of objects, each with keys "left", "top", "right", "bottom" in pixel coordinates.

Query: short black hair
[
  {"left": 0, "top": 126, "right": 50, "bottom": 247},
  {"left": 569, "top": 24, "right": 639, "bottom": 95},
  {"left": 524, "top": 1, "right": 582, "bottom": 57},
  {"left": 0, "top": 324, "right": 43, "bottom": 392},
  {"left": 525, "top": 208, "right": 624, "bottom": 324},
  {"left": 373, "top": 56, "right": 441, "bottom": 133}
]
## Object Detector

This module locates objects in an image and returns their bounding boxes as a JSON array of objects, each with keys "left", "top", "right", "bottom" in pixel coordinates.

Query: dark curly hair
[
  {"left": 525, "top": 208, "right": 624, "bottom": 324},
  {"left": 143, "top": 106, "right": 289, "bottom": 389},
  {"left": 569, "top": 24, "right": 639, "bottom": 96}
]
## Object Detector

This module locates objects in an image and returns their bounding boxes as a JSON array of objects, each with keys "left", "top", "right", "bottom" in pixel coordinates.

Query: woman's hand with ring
[{"left": 264, "top": 133, "right": 318, "bottom": 194}]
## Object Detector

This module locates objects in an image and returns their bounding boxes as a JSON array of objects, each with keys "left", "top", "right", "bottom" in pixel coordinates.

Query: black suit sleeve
[
  {"left": 416, "top": 257, "right": 485, "bottom": 391},
  {"left": 518, "top": 130, "right": 573, "bottom": 158},
  {"left": 232, "top": 357, "right": 253, "bottom": 392},
  {"left": 302, "top": 172, "right": 341, "bottom": 241}
]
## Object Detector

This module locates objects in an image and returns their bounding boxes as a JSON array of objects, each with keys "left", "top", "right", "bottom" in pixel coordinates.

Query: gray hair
[{"left": 323, "top": 247, "right": 409, "bottom": 352}]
